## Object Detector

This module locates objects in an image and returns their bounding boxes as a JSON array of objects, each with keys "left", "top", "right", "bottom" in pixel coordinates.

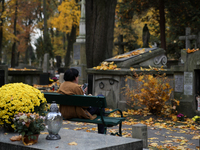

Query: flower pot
[{"left": 22, "top": 134, "right": 39, "bottom": 145}]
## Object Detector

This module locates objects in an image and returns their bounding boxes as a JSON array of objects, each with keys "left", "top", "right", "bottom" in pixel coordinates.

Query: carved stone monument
[
  {"left": 87, "top": 47, "right": 170, "bottom": 110},
  {"left": 171, "top": 32, "right": 200, "bottom": 117},
  {"left": 71, "top": 0, "right": 87, "bottom": 85}
]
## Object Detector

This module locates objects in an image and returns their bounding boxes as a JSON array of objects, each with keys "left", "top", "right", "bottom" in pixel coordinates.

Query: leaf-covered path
[{"left": 61, "top": 113, "right": 200, "bottom": 150}]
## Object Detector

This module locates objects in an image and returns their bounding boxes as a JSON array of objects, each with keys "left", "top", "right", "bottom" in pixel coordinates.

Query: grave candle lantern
[{"left": 45, "top": 101, "right": 63, "bottom": 140}]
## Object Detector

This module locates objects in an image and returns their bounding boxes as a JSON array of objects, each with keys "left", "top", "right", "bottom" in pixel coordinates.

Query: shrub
[
  {"left": 0, "top": 83, "right": 47, "bottom": 130},
  {"left": 123, "top": 72, "right": 178, "bottom": 116}
]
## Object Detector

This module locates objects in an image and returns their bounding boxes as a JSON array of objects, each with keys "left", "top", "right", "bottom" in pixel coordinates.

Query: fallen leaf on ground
[
  {"left": 149, "top": 142, "right": 158, "bottom": 147},
  {"left": 74, "top": 128, "right": 82, "bottom": 130},
  {"left": 68, "top": 142, "right": 77, "bottom": 145},
  {"left": 192, "top": 135, "right": 200, "bottom": 139},
  {"left": 40, "top": 132, "right": 49, "bottom": 134},
  {"left": 10, "top": 135, "right": 22, "bottom": 141}
]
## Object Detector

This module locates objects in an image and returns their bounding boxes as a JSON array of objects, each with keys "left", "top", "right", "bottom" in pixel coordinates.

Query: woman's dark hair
[{"left": 64, "top": 68, "right": 79, "bottom": 81}]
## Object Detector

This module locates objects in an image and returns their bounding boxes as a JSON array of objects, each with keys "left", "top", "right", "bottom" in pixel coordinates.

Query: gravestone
[
  {"left": 42, "top": 53, "right": 49, "bottom": 73},
  {"left": 171, "top": 36, "right": 200, "bottom": 117},
  {"left": 56, "top": 56, "right": 61, "bottom": 69},
  {"left": 29, "top": 58, "right": 31, "bottom": 66},
  {"left": 49, "top": 58, "right": 55, "bottom": 78},
  {"left": 9, "top": 60, "right": 42, "bottom": 85},
  {"left": 25, "top": 45, "right": 35, "bottom": 64},
  {"left": 114, "top": 35, "right": 127, "bottom": 54},
  {"left": 0, "top": 65, "right": 8, "bottom": 87},
  {"left": 0, "top": 128, "right": 143, "bottom": 150},
  {"left": 40, "top": 53, "right": 50, "bottom": 85},
  {"left": 87, "top": 47, "right": 172, "bottom": 110},
  {"left": 71, "top": 0, "right": 87, "bottom": 85}
]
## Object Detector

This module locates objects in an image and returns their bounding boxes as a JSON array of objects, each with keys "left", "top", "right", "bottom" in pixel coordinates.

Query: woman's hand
[{"left": 83, "top": 87, "right": 88, "bottom": 94}]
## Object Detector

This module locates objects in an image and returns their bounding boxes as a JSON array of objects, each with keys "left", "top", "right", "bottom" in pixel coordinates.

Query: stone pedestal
[
  {"left": 132, "top": 124, "right": 148, "bottom": 148},
  {"left": 71, "top": 42, "right": 87, "bottom": 85}
]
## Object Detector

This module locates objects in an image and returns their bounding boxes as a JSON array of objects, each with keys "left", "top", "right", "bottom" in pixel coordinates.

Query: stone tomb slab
[
  {"left": 105, "top": 47, "right": 167, "bottom": 68},
  {"left": 0, "top": 128, "right": 143, "bottom": 150}
]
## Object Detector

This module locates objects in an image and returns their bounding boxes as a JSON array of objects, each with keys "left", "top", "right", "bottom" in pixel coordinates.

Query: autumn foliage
[{"left": 124, "top": 73, "right": 178, "bottom": 116}]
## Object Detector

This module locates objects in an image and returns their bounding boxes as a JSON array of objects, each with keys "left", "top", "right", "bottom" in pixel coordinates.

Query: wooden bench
[{"left": 43, "top": 92, "right": 126, "bottom": 136}]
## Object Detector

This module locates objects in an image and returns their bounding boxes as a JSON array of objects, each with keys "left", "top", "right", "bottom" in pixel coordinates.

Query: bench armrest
[{"left": 105, "top": 109, "right": 124, "bottom": 117}]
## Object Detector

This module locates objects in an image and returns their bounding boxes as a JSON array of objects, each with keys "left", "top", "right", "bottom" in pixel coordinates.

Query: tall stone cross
[
  {"left": 179, "top": 27, "right": 197, "bottom": 49},
  {"left": 114, "top": 35, "right": 127, "bottom": 54}
]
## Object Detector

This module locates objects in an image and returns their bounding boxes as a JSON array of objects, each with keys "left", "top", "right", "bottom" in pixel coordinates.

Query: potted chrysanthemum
[
  {"left": 0, "top": 83, "right": 47, "bottom": 131},
  {"left": 13, "top": 112, "right": 45, "bottom": 145}
]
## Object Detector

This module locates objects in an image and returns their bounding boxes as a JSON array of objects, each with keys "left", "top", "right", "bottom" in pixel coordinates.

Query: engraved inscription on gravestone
[
  {"left": 175, "top": 75, "right": 184, "bottom": 92},
  {"left": 184, "top": 72, "right": 193, "bottom": 95},
  {"left": 73, "top": 45, "right": 81, "bottom": 60}
]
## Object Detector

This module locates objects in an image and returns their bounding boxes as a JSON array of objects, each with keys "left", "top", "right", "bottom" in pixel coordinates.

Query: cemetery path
[{"left": 61, "top": 114, "right": 199, "bottom": 150}]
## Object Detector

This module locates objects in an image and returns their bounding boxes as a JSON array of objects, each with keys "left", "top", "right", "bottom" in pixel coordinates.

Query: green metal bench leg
[
  {"left": 104, "top": 127, "right": 107, "bottom": 134},
  {"left": 119, "top": 123, "right": 122, "bottom": 136}
]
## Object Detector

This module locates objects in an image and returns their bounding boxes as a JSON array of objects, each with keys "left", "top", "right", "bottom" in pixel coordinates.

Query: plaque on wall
[
  {"left": 73, "top": 45, "right": 81, "bottom": 60},
  {"left": 184, "top": 72, "right": 193, "bottom": 95},
  {"left": 174, "top": 75, "right": 184, "bottom": 92}
]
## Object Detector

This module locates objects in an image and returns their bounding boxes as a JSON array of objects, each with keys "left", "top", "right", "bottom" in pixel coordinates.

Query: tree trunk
[
  {"left": 86, "top": 0, "right": 117, "bottom": 68},
  {"left": 159, "top": 0, "right": 166, "bottom": 50},
  {"left": 0, "top": 0, "right": 4, "bottom": 64},
  {"left": 65, "top": 26, "right": 76, "bottom": 68},
  {"left": 11, "top": 0, "right": 18, "bottom": 68},
  {"left": 43, "top": 0, "right": 48, "bottom": 53}
]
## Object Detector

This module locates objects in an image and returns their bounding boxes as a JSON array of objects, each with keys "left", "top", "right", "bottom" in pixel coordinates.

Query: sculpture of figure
[{"left": 142, "top": 24, "right": 150, "bottom": 48}]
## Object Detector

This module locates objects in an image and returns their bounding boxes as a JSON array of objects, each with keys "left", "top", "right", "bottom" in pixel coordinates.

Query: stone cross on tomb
[
  {"left": 114, "top": 35, "right": 127, "bottom": 55},
  {"left": 179, "top": 27, "right": 197, "bottom": 49},
  {"left": 49, "top": 58, "right": 54, "bottom": 68}
]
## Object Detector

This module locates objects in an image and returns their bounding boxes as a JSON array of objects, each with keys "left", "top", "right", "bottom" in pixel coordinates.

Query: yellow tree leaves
[
  {"left": 50, "top": 0, "right": 80, "bottom": 34},
  {"left": 112, "top": 48, "right": 145, "bottom": 59},
  {"left": 93, "top": 61, "right": 121, "bottom": 70},
  {"left": 186, "top": 48, "right": 199, "bottom": 53}
]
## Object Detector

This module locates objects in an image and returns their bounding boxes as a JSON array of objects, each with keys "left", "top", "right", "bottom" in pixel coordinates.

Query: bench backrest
[{"left": 43, "top": 92, "right": 107, "bottom": 108}]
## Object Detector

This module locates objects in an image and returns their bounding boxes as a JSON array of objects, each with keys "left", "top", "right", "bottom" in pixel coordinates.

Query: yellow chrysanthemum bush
[
  {"left": 0, "top": 83, "right": 47, "bottom": 130},
  {"left": 123, "top": 72, "right": 179, "bottom": 116}
]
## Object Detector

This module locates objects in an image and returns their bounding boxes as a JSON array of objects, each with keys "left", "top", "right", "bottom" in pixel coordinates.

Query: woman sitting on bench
[{"left": 58, "top": 68, "right": 105, "bottom": 134}]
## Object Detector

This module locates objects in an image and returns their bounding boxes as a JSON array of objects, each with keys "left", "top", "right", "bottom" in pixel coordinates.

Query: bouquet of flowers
[
  {"left": 177, "top": 113, "right": 184, "bottom": 121},
  {"left": 13, "top": 112, "right": 46, "bottom": 145},
  {"left": 0, "top": 83, "right": 47, "bottom": 131}
]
